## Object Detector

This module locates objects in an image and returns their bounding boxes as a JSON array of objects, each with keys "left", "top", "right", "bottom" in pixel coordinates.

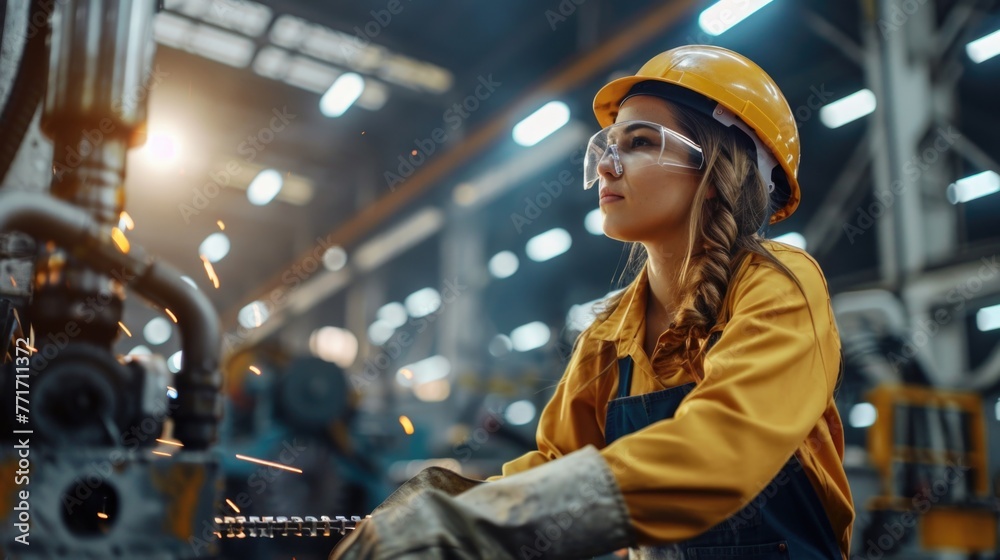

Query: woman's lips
[{"left": 599, "top": 194, "right": 624, "bottom": 205}]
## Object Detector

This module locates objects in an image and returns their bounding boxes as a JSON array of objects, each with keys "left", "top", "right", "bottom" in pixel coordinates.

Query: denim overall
[{"left": 604, "top": 355, "right": 842, "bottom": 560}]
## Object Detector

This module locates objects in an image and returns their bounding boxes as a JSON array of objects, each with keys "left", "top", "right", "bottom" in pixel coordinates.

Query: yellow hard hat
[{"left": 593, "top": 45, "right": 800, "bottom": 224}]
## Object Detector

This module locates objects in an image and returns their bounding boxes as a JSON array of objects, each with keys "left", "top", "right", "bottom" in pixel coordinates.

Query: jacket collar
[{"left": 591, "top": 265, "right": 648, "bottom": 350}]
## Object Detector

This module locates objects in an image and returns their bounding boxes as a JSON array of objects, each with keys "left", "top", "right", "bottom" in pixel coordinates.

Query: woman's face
[{"left": 597, "top": 96, "right": 703, "bottom": 244}]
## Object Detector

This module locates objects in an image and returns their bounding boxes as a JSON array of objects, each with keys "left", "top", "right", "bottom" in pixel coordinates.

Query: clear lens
[{"left": 583, "top": 120, "right": 703, "bottom": 190}]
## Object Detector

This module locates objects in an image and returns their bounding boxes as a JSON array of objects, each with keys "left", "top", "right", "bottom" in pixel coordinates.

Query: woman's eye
[{"left": 630, "top": 136, "right": 654, "bottom": 148}]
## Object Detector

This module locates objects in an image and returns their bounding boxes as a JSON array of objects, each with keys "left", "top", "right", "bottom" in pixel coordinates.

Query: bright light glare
[
  {"left": 396, "top": 355, "right": 451, "bottom": 387},
  {"left": 322, "top": 246, "right": 348, "bottom": 271},
  {"left": 309, "top": 326, "right": 359, "bottom": 368},
  {"left": 510, "top": 321, "right": 550, "bottom": 352},
  {"left": 773, "top": 232, "right": 807, "bottom": 250},
  {"left": 377, "top": 302, "right": 408, "bottom": 328},
  {"left": 199, "top": 232, "right": 230, "bottom": 263},
  {"left": 247, "top": 169, "right": 284, "bottom": 205},
  {"left": 320, "top": 72, "right": 365, "bottom": 117},
  {"left": 368, "top": 319, "right": 395, "bottom": 346},
  {"left": 141, "top": 132, "right": 181, "bottom": 164},
  {"left": 977, "top": 304, "right": 1000, "bottom": 332},
  {"left": 488, "top": 251, "right": 519, "bottom": 279},
  {"left": 512, "top": 101, "right": 570, "bottom": 147},
  {"left": 849, "top": 402, "right": 877, "bottom": 428},
  {"left": 504, "top": 400, "right": 536, "bottom": 426},
  {"left": 820, "top": 89, "right": 876, "bottom": 129},
  {"left": 698, "top": 0, "right": 774, "bottom": 36},
  {"left": 967, "top": 28, "right": 1000, "bottom": 63},
  {"left": 404, "top": 287, "right": 442, "bottom": 318},
  {"left": 143, "top": 317, "right": 172, "bottom": 345},
  {"left": 488, "top": 334, "right": 513, "bottom": 356},
  {"left": 584, "top": 208, "right": 604, "bottom": 235},
  {"left": 947, "top": 171, "right": 1000, "bottom": 204},
  {"left": 168, "top": 351, "right": 183, "bottom": 373},
  {"left": 237, "top": 300, "right": 270, "bottom": 329},
  {"left": 526, "top": 228, "right": 572, "bottom": 262}
]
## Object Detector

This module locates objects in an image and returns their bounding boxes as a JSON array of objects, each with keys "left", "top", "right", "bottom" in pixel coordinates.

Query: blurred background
[{"left": 2, "top": 0, "right": 1000, "bottom": 558}]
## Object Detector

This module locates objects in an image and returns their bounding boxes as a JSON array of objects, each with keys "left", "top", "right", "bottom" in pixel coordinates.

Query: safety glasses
[{"left": 583, "top": 120, "right": 704, "bottom": 190}]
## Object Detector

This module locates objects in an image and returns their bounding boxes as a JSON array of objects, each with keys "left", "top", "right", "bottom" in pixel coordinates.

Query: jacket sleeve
[
  {"left": 487, "top": 335, "right": 608, "bottom": 481},
  {"left": 600, "top": 256, "right": 841, "bottom": 544}
]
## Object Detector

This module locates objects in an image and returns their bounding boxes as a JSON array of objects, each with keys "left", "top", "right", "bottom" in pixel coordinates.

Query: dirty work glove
[
  {"left": 370, "top": 466, "right": 485, "bottom": 515},
  {"left": 330, "top": 445, "right": 634, "bottom": 560}
]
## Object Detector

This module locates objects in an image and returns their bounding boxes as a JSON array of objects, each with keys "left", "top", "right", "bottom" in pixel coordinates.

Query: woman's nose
[{"left": 596, "top": 144, "right": 623, "bottom": 179}]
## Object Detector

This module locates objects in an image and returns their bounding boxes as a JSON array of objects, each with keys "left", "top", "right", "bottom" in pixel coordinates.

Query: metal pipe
[{"left": 0, "top": 191, "right": 222, "bottom": 449}]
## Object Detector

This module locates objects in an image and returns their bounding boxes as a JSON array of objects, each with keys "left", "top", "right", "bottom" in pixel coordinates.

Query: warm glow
[
  {"left": 111, "top": 227, "right": 131, "bottom": 254},
  {"left": 399, "top": 415, "right": 415, "bottom": 435},
  {"left": 119, "top": 211, "right": 135, "bottom": 231},
  {"left": 201, "top": 256, "right": 220, "bottom": 288},
  {"left": 235, "top": 454, "right": 303, "bottom": 473}
]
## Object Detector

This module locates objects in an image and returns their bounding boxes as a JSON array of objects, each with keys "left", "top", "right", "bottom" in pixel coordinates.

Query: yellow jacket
[{"left": 491, "top": 241, "right": 854, "bottom": 558}]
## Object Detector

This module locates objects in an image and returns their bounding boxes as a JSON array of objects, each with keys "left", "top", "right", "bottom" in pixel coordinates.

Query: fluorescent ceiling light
[
  {"left": 168, "top": 350, "right": 183, "bottom": 373},
  {"left": 525, "top": 228, "right": 572, "bottom": 262},
  {"left": 354, "top": 207, "right": 444, "bottom": 272},
  {"left": 199, "top": 232, "right": 230, "bottom": 263},
  {"left": 320, "top": 72, "right": 365, "bottom": 117},
  {"left": 309, "top": 326, "right": 359, "bottom": 368},
  {"left": 513, "top": 101, "right": 571, "bottom": 147},
  {"left": 967, "top": 28, "right": 1000, "bottom": 63},
  {"left": 584, "top": 208, "right": 603, "bottom": 235},
  {"left": 978, "top": 303, "right": 1000, "bottom": 332},
  {"left": 188, "top": 24, "right": 256, "bottom": 68},
  {"left": 237, "top": 300, "right": 270, "bottom": 328},
  {"left": 773, "top": 232, "right": 807, "bottom": 250},
  {"left": 143, "top": 317, "right": 172, "bottom": 345},
  {"left": 947, "top": 170, "right": 1000, "bottom": 204},
  {"left": 504, "top": 400, "right": 537, "bottom": 426},
  {"left": 510, "top": 321, "right": 551, "bottom": 352},
  {"left": 698, "top": 0, "right": 774, "bottom": 36},
  {"left": 368, "top": 320, "right": 396, "bottom": 346},
  {"left": 849, "top": 402, "right": 877, "bottom": 428},
  {"left": 377, "top": 302, "right": 408, "bottom": 329},
  {"left": 404, "top": 287, "right": 442, "bottom": 318},
  {"left": 247, "top": 169, "right": 284, "bottom": 205},
  {"left": 820, "top": 89, "right": 876, "bottom": 129},
  {"left": 285, "top": 55, "right": 341, "bottom": 94},
  {"left": 488, "top": 251, "right": 519, "bottom": 279},
  {"left": 396, "top": 355, "right": 451, "bottom": 387},
  {"left": 322, "top": 246, "right": 348, "bottom": 271}
]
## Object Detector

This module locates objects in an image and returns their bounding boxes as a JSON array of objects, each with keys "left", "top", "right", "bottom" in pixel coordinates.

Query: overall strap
[{"left": 615, "top": 357, "right": 634, "bottom": 399}]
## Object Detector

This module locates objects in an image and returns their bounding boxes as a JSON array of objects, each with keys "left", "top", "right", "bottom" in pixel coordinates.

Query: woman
[{"left": 333, "top": 45, "right": 854, "bottom": 560}]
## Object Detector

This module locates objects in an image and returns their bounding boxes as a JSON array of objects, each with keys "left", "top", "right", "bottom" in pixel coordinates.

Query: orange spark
[
  {"left": 118, "top": 321, "right": 132, "bottom": 337},
  {"left": 97, "top": 512, "right": 109, "bottom": 519},
  {"left": 225, "top": 498, "right": 240, "bottom": 513},
  {"left": 234, "top": 454, "right": 302, "bottom": 474},
  {"left": 152, "top": 450, "right": 172, "bottom": 457},
  {"left": 165, "top": 308, "right": 178, "bottom": 323},
  {"left": 111, "top": 227, "right": 130, "bottom": 254},
  {"left": 156, "top": 438, "right": 183, "bottom": 447},
  {"left": 200, "top": 256, "right": 220, "bottom": 289},
  {"left": 9, "top": 276, "right": 16, "bottom": 287},
  {"left": 119, "top": 211, "right": 135, "bottom": 231},
  {"left": 399, "top": 415, "right": 414, "bottom": 435},
  {"left": 249, "top": 365, "right": 261, "bottom": 375}
]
